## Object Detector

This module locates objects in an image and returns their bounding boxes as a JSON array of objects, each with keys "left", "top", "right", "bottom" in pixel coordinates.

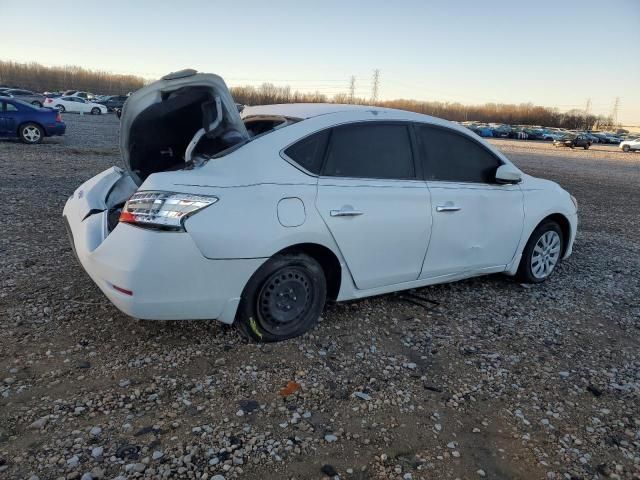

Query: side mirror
[{"left": 496, "top": 164, "right": 522, "bottom": 184}]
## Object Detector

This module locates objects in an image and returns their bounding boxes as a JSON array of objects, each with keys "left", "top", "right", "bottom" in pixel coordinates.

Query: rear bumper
[
  {"left": 62, "top": 170, "right": 264, "bottom": 323},
  {"left": 46, "top": 122, "right": 66, "bottom": 136}
]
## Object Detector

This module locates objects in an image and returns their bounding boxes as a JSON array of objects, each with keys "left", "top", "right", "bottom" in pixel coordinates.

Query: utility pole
[
  {"left": 370, "top": 69, "right": 380, "bottom": 104},
  {"left": 348, "top": 75, "right": 356, "bottom": 104},
  {"left": 611, "top": 97, "right": 620, "bottom": 127}
]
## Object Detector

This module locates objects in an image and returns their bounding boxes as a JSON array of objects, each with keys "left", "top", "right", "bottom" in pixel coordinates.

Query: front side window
[
  {"left": 6, "top": 103, "right": 18, "bottom": 112},
  {"left": 323, "top": 123, "right": 415, "bottom": 179},
  {"left": 416, "top": 124, "right": 502, "bottom": 183}
]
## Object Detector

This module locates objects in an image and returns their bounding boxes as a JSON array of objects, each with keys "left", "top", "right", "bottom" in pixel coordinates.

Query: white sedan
[
  {"left": 63, "top": 70, "right": 578, "bottom": 342},
  {"left": 619, "top": 138, "right": 640, "bottom": 152},
  {"left": 44, "top": 96, "right": 107, "bottom": 114}
]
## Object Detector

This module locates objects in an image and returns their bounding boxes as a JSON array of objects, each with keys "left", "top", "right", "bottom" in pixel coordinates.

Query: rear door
[
  {"left": 75, "top": 98, "right": 90, "bottom": 112},
  {"left": 315, "top": 122, "right": 431, "bottom": 290},
  {"left": 415, "top": 123, "right": 524, "bottom": 278}
]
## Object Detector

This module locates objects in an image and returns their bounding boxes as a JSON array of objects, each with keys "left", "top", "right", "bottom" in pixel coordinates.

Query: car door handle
[
  {"left": 436, "top": 204, "right": 461, "bottom": 212},
  {"left": 330, "top": 208, "right": 363, "bottom": 217}
]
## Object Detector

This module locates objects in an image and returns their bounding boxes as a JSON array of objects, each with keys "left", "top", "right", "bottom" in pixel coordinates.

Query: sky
[{"left": 2, "top": 0, "right": 639, "bottom": 123}]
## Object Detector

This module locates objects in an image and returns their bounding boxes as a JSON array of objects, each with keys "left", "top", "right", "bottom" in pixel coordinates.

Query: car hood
[{"left": 119, "top": 69, "right": 248, "bottom": 180}]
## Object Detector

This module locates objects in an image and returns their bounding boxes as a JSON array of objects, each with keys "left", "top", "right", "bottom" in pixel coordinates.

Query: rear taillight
[
  {"left": 55, "top": 113, "right": 62, "bottom": 122},
  {"left": 119, "top": 191, "right": 218, "bottom": 231},
  {"left": 44, "top": 98, "right": 52, "bottom": 103}
]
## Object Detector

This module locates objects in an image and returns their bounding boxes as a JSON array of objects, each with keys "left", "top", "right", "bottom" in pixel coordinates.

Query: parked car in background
[
  {"left": 0, "top": 91, "right": 13, "bottom": 98},
  {"left": 554, "top": 134, "right": 592, "bottom": 149},
  {"left": 98, "top": 95, "right": 128, "bottom": 111},
  {"left": 0, "top": 98, "right": 66, "bottom": 143},
  {"left": 4, "top": 89, "right": 46, "bottom": 107},
  {"left": 590, "top": 132, "right": 610, "bottom": 144},
  {"left": 604, "top": 133, "right": 622, "bottom": 144},
  {"left": 619, "top": 138, "right": 640, "bottom": 152},
  {"left": 62, "top": 70, "right": 578, "bottom": 342},
  {"left": 523, "top": 128, "right": 544, "bottom": 140},
  {"left": 580, "top": 132, "right": 600, "bottom": 144},
  {"left": 44, "top": 96, "right": 108, "bottom": 114},
  {"left": 541, "top": 130, "right": 564, "bottom": 141},
  {"left": 62, "top": 90, "right": 95, "bottom": 100}
]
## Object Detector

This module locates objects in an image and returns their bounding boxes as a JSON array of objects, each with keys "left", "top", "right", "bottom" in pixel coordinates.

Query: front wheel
[
  {"left": 622, "top": 145, "right": 630, "bottom": 152},
  {"left": 517, "top": 221, "right": 563, "bottom": 283},
  {"left": 583, "top": 144, "right": 590, "bottom": 150},
  {"left": 56, "top": 105, "right": 65, "bottom": 112},
  {"left": 19, "top": 123, "right": 44, "bottom": 144},
  {"left": 91, "top": 107, "right": 101, "bottom": 115},
  {"left": 235, "top": 253, "right": 327, "bottom": 342}
]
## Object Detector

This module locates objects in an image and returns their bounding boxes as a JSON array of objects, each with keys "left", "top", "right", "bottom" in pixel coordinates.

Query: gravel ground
[{"left": 1, "top": 114, "right": 639, "bottom": 480}]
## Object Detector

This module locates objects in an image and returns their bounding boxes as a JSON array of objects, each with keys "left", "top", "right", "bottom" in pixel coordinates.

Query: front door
[
  {"left": 0, "top": 101, "right": 18, "bottom": 136},
  {"left": 315, "top": 122, "right": 431, "bottom": 290},
  {"left": 413, "top": 123, "right": 524, "bottom": 278}
]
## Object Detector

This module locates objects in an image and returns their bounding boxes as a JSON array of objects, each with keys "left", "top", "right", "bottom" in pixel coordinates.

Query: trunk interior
[{"left": 127, "top": 86, "right": 241, "bottom": 182}]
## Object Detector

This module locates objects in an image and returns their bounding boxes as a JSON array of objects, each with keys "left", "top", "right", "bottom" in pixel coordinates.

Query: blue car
[{"left": 0, "top": 98, "right": 66, "bottom": 144}]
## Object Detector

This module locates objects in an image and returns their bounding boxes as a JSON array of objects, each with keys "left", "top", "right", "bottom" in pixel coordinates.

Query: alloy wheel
[
  {"left": 22, "top": 125, "right": 41, "bottom": 143},
  {"left": 531, "top": 230, "right": 561, "bottom": 279}
]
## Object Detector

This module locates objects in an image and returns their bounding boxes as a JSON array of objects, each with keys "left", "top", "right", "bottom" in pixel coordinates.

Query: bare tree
[{"left": 0, "top": 60, "right": 145, "bottom": 94}]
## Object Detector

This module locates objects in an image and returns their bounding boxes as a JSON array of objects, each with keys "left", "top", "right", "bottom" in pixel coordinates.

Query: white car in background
[
  {"left": 44, "top": 96, "right": 108, "bottom": 114},
  {"left": 619, "top": 138, "right": 640, "bottom": 152},
  {"left": 63, "top": 70, "right": 578, "bottom": 342}
]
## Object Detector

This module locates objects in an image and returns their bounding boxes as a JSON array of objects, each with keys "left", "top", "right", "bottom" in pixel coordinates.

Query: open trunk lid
[{"left": 120, "top": 69, "right": 249, "bottom": 185}]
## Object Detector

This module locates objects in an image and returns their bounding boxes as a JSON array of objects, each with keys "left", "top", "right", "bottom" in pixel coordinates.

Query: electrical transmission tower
[
  {"left": 611, "top": 97, "right": 620, "bottom": 126},
  {"left": 584, "top": 98, "right": 591, "bottom": 115},
  {"left": 371, "top": 69, "right": 380, "bottom": 104},
  {"left": 348, "top": 75, "right": 356, "bottom": 104}
]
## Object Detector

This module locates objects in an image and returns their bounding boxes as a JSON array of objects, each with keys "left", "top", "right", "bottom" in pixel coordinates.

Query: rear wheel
[
  {"left": 517, "top": 220, "right": 563, "bottom": 283},
  {"left": 19, "top": 123, "right": 43, "bottom": 144},
  {"left": 584, "top": 144, "right": 590, "bottom": 150},
  {"left": 56, "top": 105, "right": 65, "bottom": 112},
  {"left": 622, "top": 145, "right": 630, "bottom": 152},
  {"left": 91, "top": 107, "right": 101, "bottom": 115},
  {"left": 236, "top": 253, "right": 326, "bottom": 342}
]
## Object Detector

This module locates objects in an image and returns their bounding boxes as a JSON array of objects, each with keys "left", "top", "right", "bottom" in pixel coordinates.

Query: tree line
[
  {"left": 0, "top": 61, "right": 615, "bottom": 129},
  {"left": 231, "top": 84, "right": 615, "bottom": 130},
  {"left": 0, "top": 61, "right": 144, "bottom": 95}
]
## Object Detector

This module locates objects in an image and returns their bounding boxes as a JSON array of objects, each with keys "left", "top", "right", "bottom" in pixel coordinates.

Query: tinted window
[
  {"left": 416, "top": 124, "right": 501, "bottom": 183},
  {"left": 323, "top": 123, "right": 414, "bottom": 179},
  {"left": 284, "top": 129, "right": 329, "bottom": 174},
  {"left": 6, "top": 103, "right": 18, "bottom": 112}
]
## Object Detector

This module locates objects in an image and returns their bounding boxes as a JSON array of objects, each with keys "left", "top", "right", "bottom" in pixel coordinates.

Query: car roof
[{"left": 242, "top": 103, "right": 422, "bottom": 120}]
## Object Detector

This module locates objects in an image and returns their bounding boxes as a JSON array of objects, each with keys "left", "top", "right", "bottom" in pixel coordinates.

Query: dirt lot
[{"left": 1, "top": 114, "right": 639, "bottom": 480}]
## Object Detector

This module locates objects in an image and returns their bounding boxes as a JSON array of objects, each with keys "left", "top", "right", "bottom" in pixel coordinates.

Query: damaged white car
[{"left": 63, "top": 69, "right": 578, "bottom": 342}]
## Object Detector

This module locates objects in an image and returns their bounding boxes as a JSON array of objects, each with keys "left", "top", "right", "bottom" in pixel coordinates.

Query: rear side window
[
  {"left": 416, "top": 124, "right": 502, "bottom": 183},
  {"left": 283, "top": 129, "right": 329, "bottom": 175},
  {"left": 323, "top": 123, "right": 414, "bottom": 179}
]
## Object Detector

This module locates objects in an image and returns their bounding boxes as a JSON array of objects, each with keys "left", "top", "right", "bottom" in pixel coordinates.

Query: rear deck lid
[{"left": 120, "top": 69, "right": 248, "bottom": 183}]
